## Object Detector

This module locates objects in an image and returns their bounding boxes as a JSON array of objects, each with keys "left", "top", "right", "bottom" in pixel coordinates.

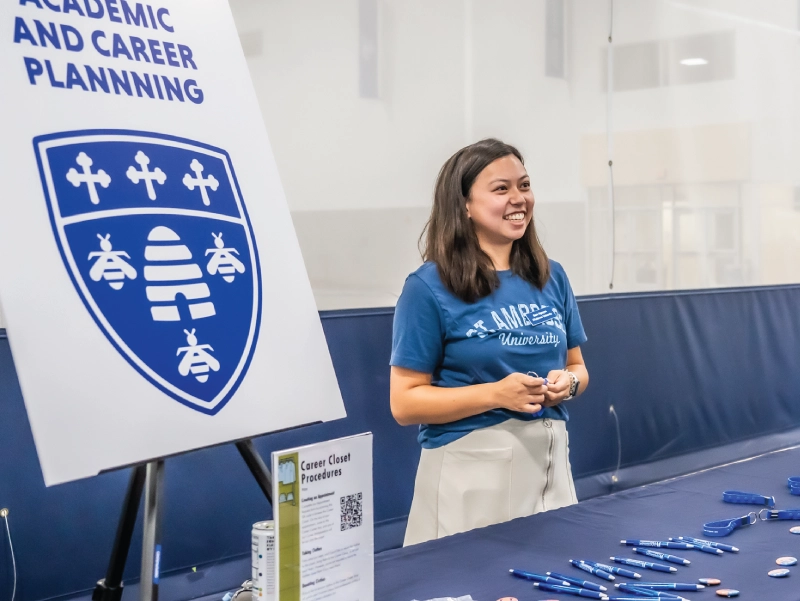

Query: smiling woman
[
  {"left": 390, "top": 138, "right": 589, "bottom": 546},
  {"left": 465, "top": 154, "right": 536, "bottom": 267}
]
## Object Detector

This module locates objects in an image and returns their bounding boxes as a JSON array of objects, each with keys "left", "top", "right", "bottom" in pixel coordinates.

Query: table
[{"left": 375, "top": 445, "right": 800, "bottom": 600}]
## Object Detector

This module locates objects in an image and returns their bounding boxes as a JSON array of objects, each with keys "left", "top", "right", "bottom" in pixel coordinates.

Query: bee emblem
[
  {"left": 205, "top": 232, "right": 246, "bottom": 283},
  {"left": 88, "top": 234, "right": 137, "bottom": 290},
  {"left": 177, "top": 329, "right": 220, "bottom": 383}
]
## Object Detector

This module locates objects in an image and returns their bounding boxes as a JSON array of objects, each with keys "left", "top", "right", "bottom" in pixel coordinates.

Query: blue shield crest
[{"left": 34, "top": 130, "right": 262, "bottom": 415}]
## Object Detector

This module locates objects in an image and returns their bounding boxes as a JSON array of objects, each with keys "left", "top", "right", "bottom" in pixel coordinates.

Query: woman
[{"left": 390, "top": 138, "right": 589, "bottom": 546}]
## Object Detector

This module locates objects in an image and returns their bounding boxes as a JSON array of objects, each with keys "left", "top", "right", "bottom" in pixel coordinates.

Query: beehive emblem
[{"left": 34, "top": 130, "right": 262, "bottom": 415}]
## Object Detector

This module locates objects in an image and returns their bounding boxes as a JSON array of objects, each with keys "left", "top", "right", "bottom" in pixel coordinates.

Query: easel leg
[
  {"left": 95, "top": 443, "right": 269, "bottom": 601},
  {"left": 92, "top": 464, "right": 147, "bottom": 601},
  {"left": 140, "top": 460, "right": 165, "bottom": 601},
  {"left": 236, "top": 440, "right": 273, "bottom": 504}
]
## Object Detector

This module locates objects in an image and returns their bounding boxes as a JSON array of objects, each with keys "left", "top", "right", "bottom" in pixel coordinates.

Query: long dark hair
[{"left": 421, "top": 138, "right": 550, "bottom": 303}]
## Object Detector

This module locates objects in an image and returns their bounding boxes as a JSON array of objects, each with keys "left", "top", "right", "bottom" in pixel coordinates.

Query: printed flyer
[{"left": 272, "top": 433, "right": 374, "bottom": 601}]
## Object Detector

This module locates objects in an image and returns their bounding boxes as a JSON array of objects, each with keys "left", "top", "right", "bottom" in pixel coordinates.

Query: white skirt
[{"left": 403, "top": 417, "right": 578, "bottom": 546}]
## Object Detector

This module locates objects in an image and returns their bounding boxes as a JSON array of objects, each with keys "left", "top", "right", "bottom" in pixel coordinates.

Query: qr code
[{"left": 340, "top": 492, "right": 363, "bottom": 531}]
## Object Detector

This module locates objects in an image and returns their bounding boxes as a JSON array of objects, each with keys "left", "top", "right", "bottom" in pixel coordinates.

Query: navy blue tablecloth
[{"left": 375, "top": 445, "right": 800, "bottom": 601}]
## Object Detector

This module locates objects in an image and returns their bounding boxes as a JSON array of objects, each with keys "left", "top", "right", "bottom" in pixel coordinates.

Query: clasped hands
[{"left": 492, "top": 370, "right": 572, "bottom": 414}]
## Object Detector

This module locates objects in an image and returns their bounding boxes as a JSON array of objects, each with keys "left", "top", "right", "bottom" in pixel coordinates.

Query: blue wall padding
[
  {"left": 2, "top": 285, "right": 800, "bottom": 601},
  {"left": 567, "top": 285, "right": 800, "bottom": 479}
]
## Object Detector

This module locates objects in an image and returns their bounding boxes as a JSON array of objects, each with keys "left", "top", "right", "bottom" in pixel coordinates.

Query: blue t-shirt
[{"left": 391, "top": 260, "right": 587, "bottom": 449}]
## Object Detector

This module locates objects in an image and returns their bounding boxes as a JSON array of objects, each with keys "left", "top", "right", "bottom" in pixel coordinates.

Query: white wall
[
  {"left": 228, "top": 0, "right": 590, "bottom": 307},
  {"left": 572, "top": 0, "right": 800, "bottom": 291}
]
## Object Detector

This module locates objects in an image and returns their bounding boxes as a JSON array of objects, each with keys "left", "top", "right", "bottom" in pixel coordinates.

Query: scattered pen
[
  {"left": 571, "top": 559, "right": 615, "bottom": 581},
  {"left": 609, "top": 592, "right": 688, "bottom": 601},
  {"left": 633, "top": 547, "right": 691, "bottom": 565},
  {"left": 616, "top": 584, "right": 688, "bottom": 600},
  {"left": 583, "top": 559, "right": 641, "bottom": 579},
  {"left": 689, "top": 544, "right": 724, "bottom": 555},
  {"left": 621, "top": 540, "right": 693, "bottom": 550},
  {"left": 671, "top": 536, "right": 738, "bottom": 553},
  {"left": 633, "top": 583, "right": 705, "bottom": 591},
  {"left": 508, "top": 568, "right": 569, "bottom": 587},
  {"left": 666, "top": 537, "right": 723, "bottom": 555},
  {"left": 609, "top": 556, "right": 677, "bottom": 573},
  {"left": 608, "top": 596, "right": 688, "bottom": 601},
  {"left": 614, "top": 585, "right": 660, "bottom": 597},
  {"left": 547, "top": 571, "right": 607, "bottom": 592},
  {"left": 534, "top": 582, "right": 609, "bottom": 599}
]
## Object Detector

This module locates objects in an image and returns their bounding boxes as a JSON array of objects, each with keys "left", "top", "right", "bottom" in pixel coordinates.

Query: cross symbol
[
  {"left": 182, "top": 159, "right": 219, "bottom": 206},
  {"left": 66, "top": 152, "right": 111, "bottom": 205},
  {"left": 126, "top": 150, "right": 167, "bottom": 201}
]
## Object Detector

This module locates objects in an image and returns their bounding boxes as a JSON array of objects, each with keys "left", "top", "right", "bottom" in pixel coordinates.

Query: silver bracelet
[{"left": 564, "top": 370, "right": 579, "bottom": 400}]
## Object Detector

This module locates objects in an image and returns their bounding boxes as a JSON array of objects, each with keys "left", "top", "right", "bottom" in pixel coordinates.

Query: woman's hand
[
  {"left": 543, "top": 369, "right": 571, "bottom": 407},
  {"left": 492, "top": 372, "right": 546, "bottom": 414}
]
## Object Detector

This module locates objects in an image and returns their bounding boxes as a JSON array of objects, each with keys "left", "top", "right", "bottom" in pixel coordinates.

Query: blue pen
[
  {"left": 614, "top": 585, "right": 660, "bottom": 597},
  {"left": 666, "top": 537, "right": 723, "bottom": 555},
  {"left": 621, "top": 540, "right": 693, "bottom": 550},
  {"left": 633, "top": 583, "right": 705, "bottom": 591},
  {"left": 534, "top": 582, "right": 609, "bottom": 599},
  {"left": 508, "top": 569, "right": 569, "bottom": 586},
  {"left": 633, "top": 547, "right": 690, "bottom": 565},
  {"left": 571, "top": 559, "right": 615, "bottom": 581},
  {"left": 583, "top": 560, "right": 641, "bottom": 579},
  {"left": 621, "top": 596, "right": 688, "bottom": 601},
  {"left": 686, "top": 544, "right": 724, "bottom": 555},
  {"left": 616, "top": 585, "right": 686, "bottom": 600},
  {"left": 608, "top": 598, "right": 682, "bottom": 601},
  {"left": 547, "top": 571, "right": 607, "bottom": 592},
  {"left": 609, "top": 556, "right": 677, "bottom": 573},
  {"left": 672, "top": 536, "right": 739, "bottom": 553},
  {"left": 689, "top": 545, "right": 723, "bottom": 555},
  {"left": 620, "top": 587, "right": 688, "bottom": 599}
]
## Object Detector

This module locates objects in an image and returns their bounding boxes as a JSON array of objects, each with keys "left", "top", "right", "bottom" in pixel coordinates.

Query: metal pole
[
  {"left": 607, "top": 0, "right": 616, "bottom": 290},
  {"left": 140, "top": 460, "right": 165, "bottom": 601},
  {"left": 92, "top": 464, "right": 147, "bottom": 601},
  {"left": 236, "top": 439, "right": 273, "bottom": 505}
]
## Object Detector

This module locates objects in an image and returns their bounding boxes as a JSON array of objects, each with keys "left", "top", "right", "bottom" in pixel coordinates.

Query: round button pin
[
  {"left": 791, "top": 526, "right": 800, "bottom": 534},
  {"left": 777, "top": 556, "right": 798, "bottom": 566},
  {"left": 699, "top": 578, "right": 721, "bottom": 586},
  {"left": 769, "top": 568, "right": 790, "bottom": 577},
  {"left": 496, "top": 598, "right": 518, "bottom": 601},
  {"left": 716, "top": 590, "right": 740, "bottom": 597}
]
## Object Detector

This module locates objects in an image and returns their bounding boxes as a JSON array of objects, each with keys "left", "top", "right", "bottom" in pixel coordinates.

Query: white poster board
[
  {"left": 272, "top": 433, "right": 374, "bottom": 601},
  {"left": 0, "top": 0, "right": 346, "bottom": 485}
]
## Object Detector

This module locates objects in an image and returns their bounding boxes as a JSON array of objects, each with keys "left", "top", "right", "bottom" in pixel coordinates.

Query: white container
[{"left": 251, "top": 520, "right": 276, "bottom": 600}]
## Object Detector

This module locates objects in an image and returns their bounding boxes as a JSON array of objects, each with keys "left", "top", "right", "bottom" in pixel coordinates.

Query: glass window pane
[{"left": 217, "top": 0, "right": 800, "bottom": 308}]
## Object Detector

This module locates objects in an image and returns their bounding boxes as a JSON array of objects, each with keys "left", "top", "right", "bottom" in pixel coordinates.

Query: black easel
[{"left": 92, "top": 440, "right": 273, "bottom": 601}]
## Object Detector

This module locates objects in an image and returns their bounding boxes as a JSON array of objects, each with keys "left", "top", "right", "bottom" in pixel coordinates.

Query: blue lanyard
[
  {"left": 722, "top": 490, "right": 775, "bottom": 507},
  {"left": 787, "top": 477, "right": 800, "bottom": 495},
  {"left": 703, "top": 512, "right": 756, "bottom": 537},
  {"left": 759, "top": 508, "right": 800, "bottom": 521}
]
